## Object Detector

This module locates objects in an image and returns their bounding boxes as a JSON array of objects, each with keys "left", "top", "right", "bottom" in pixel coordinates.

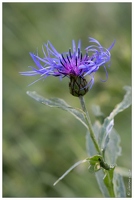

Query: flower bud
[{"left": 69, "top": 75, "right": 88, "bottom": 97}]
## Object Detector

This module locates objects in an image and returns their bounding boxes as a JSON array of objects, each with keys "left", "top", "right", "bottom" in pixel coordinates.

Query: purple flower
[{"left": 20, "top": 37, "right": 115, "bottom": 96}]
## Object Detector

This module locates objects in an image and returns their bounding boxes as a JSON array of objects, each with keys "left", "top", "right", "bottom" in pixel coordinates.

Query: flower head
[{"left": 20, "top": 37, "right": 115, "bottom": 96}]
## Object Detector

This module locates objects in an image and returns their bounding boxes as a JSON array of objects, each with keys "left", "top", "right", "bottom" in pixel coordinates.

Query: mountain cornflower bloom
[{"left": 20, "top": 37, "right": 115, "bottom": 97}]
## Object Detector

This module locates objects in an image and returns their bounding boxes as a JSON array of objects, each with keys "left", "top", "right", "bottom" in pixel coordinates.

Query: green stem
[
  {"left": 104, "top": 170, "right": 115, "bottom": 197},
  {"left": 108, "top": 173, "right": 115, "bottom": 197},
  {"left": 79, "top": 96, "right": 115, "bottom": 197},
  {"left": 79, "top": 96, "right": 102, "bottom": 155}
]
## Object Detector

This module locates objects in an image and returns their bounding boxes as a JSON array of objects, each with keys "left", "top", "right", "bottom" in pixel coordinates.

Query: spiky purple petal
[{"left": 20, "top": 37, "right": 115, "bottom": 90}]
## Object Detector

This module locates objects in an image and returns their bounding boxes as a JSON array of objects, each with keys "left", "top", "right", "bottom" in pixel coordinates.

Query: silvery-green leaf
[
  {"left": 98, "top": 86, "right": 131, "bottom": 151},
  {"left": 96, "top": 86, "right": 131, "bottom": 197},
  {"left": 109, "top": 86, "right": 131, "bottom": 120},
  {"left": 102, "top": 119, "right": 114, "bottom": 152},
  {"left": 27, "top": 91, "right": 88, "bottom": 129},
  {"left": 104, "top": 128, "right": 121, "bottom": 165},
  {"left": 92, "top": 105, "right": 104, "bottom": 117},
  {"left": 115, "top": 167, "right": 131, "bottom": 177},
  {"left": 86, "top": 131, "right": 96, "bottom": 157},
  {"left": 113, "top": 171, "right": 126, "bottom": 197},
  {"left": 92, "top": 104, "right": 105, "bottom": 123}
]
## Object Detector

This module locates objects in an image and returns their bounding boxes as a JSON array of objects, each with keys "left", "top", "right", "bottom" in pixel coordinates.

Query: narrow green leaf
[
  {"left": 53, "top": 159, "right": 87, "bottom": 186},
  {"left": 103, "top": 168, "right": 115, "bottom": 197},
  {"left": 94, "top": 163, "right": 101, "bottom": 172},
  {"left": 113, "top": 172, "right": 126, "bottom": 197},
  {"left": 88, "top": 163, "right": 101, "bottom": 173},
  {"left": 27, "top": 91, "right": 88, "bottom": 129},
  {"left": 87, "top": 155, "right": 102, "bottom": 172},
  {"left": 87, "top": 155, "right": 102, "bottom": 163},
  {"left": 95, "top": 170, "right": 110, "bottom": 197},
  {"left": 88, "top": 164, "right": 95, "bottom": 173}
]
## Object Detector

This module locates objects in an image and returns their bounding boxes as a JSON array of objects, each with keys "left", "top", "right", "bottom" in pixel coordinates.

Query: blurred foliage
[{"left": 3, "top": 2, "right": 131, "bottom": 197}]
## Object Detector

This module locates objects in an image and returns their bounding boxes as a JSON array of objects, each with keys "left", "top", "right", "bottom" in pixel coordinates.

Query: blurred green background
[{"left": 3, "top": 2, "right": 131, "bottom": 197}]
